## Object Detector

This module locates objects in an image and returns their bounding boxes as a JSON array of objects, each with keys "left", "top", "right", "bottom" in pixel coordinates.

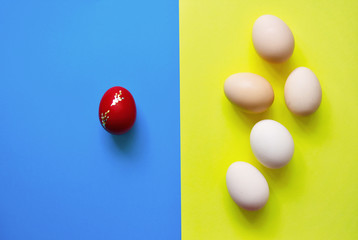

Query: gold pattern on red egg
[{"left": 99, "top": 86, "right": 136, "bottom": 135}]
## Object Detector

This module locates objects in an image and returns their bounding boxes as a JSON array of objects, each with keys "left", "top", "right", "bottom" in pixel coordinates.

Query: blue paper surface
[{"left": 0, "top": 1, "right": 180, "bottom": 239}]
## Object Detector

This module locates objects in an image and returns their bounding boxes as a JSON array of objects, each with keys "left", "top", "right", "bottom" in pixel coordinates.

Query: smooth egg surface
[
  {"left": 224, "top": 73, "right": 274, "bottom": 113},
  {"left": 252, "top": 15, "right": 294, "bottom": 63},
  {"left": 250, "top": 120, "right": 294, "bottom": 169},
  {"left": 284, "top": 67, "right": 322, "bottom": 116},
  {"left": 226, "top": 162, "right": 269, "bottom": 211}
]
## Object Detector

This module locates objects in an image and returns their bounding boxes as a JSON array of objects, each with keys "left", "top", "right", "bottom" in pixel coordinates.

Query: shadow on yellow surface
[
  {"left": 230, "top": 104, "right": 272, "bottom": 128},
  {"left": 223, "top": 178, "right": 282, "bottom": 238}
]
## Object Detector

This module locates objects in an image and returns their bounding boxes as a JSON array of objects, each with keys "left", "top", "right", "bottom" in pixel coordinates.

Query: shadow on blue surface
[{"left": 111, "top": 123, "right": 137, "bottom": 154}]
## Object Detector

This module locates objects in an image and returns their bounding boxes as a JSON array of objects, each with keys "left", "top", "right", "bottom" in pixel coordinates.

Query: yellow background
[{"left": 180, "top": 0, "right": 358, "bottom": 239}]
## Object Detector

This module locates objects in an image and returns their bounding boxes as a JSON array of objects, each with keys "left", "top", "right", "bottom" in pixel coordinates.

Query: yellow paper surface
[{"left": 180, "top": 0, "right": 358, "bottom": 239}]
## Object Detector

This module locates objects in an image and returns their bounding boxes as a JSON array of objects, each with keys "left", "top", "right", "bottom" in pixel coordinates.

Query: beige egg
[
  {"left": 224, "top": 73, "right": 274, "bottom": 113},
  {"left": 226, "top": 161, "right": 269, "bottom": 211},
  {"left": 252, "top": 15, "right": 294, "bottom": 63},
  {"left": 284, "top": 67, "right": 322, "bottom": 115}
]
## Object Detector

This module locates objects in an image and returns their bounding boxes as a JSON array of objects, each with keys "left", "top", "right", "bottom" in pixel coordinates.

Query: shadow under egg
[
  {"left": 230, "top": 103, "right": 273, "bottom": 128},
  {"left": 111, "top": 122, "right": 138, "bottom": 155}
]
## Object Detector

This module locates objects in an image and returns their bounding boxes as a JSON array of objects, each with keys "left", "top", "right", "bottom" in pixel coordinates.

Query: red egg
[{"left": 99, "top": 86, "right": 136, "bottom": 135}]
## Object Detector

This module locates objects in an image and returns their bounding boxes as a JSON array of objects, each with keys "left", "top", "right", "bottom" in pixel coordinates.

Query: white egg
[
  {"left": 284, "top": 67, "right": 322, "bottom": 116},
  {"left": 250, "top": 120, "right": 294, "bottom": 169},
  {"left": 226, "top": 161, "right": 269, "bottom": 211}
]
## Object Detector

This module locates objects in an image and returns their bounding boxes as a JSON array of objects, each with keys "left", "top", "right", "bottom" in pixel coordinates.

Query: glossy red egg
[{"left": 99, "top": 86, "right": 136, "bottom": 135}]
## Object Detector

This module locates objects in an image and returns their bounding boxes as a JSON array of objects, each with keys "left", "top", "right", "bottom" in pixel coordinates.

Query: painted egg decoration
[{"left": 99, "top": 86, "right": 136, "bottom": 135}]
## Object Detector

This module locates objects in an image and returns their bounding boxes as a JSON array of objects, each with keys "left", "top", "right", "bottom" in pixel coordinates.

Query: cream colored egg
[
  {"left": 224, "top": 73, "right": 274, "bottom": 113},
  {"left": 252, "top": 15, "right": 295, "bottom": 63},
  {"left": 226, "top": 161, "right": 269, "bottom": 211},
  {"left": 284, "top": 67, "right": 322, "bottom": 115}
]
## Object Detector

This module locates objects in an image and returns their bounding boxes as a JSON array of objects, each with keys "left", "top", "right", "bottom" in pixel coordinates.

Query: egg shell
[
  {"left": 284, "top": 67, "right": 322, "bottom": 116},
  {"left": 250, "top": 120, "right": 294, "bottom": 169},
  {"left": 224, "top": 73, "right": 274, "bottom": 113},
  {"left": 99, "top": 86, "right": 136, "bottom": 135},
  {"left": 226, "top": 161, "right": 269, "bottom": 211},
  {"left": 252, "top": 15, "right": 294, "bottom": 63}
]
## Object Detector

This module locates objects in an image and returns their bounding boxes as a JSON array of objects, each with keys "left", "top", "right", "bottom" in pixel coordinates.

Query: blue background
[{"left": 0, "top": 0, "right": 180, "bottom": 239}]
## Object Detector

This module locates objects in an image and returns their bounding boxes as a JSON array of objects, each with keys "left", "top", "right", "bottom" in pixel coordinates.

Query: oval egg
[
  {"left": 252, "top": 15, "right": 294, "bottom": 63},
  {"left": 99, "top": 86, "right": 137, "bottom": 135},
  {"left": 284, "top": 67, "right": 322, "bottom": 116},
  {"left": 226, "top": 161, "right": 269, "bottom": 211},
  {"left": 224, "top": 73, "right": 274, "bottom": 113},
  {"left": 250, "top": 120, "right": 294, "bottom": 169}
]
